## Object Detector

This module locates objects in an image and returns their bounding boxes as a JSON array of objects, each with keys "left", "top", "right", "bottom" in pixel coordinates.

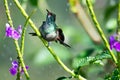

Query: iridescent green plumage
[{"left": 39, "top": 21, "right": 57, "bottom": 41}]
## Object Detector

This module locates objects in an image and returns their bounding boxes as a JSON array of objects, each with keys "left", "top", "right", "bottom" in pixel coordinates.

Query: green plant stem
[
  {"left": 4, "top": 1, "right": 21, "bottom": 79},
  {"left": 118, "top": 0, "right": 120, "bottom": 31},
  {"left": 17, "top": 59, "right": 21, "bottom": 80},
  {"left": 21, "top": 9, "right": 36, "bottom": 56},
  {"left": 4, "top": 0, "right": 30, "bottom": 80},
  {"left": 46, "top": 46, "right": 86, "bottom": 80},
  {"left": 20, "top": 21, "right": 27, "bottom": 56},
  {"left": 86, "top": 0, "right": 117, "bottom": 64},
  {"left": 117, "top": 0, "right": 120, "bottom": 73},
  {"left": 13, "top": 0, "right": 40, "bottom": 36},
  {"left": 4, "top": 0, "right": 13, "bottom": 27},
  {"left": 13, "top": 0, "right": 86, "bottom": 80},
  {"left": 15, "top": 40, "right": 30, "bottom": 80}
]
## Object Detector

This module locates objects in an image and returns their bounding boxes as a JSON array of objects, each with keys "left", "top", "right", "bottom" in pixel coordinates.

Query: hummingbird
[{"left": 29, "top": 9, "right": 71, "bottom": 48}]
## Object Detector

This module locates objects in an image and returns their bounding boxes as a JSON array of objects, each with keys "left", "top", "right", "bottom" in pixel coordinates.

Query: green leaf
[
  {"left": 106, "top": 18, "right": 117, "bottom": 32},
  {"left": 105, "top": 69, "right": 120, "bottom": 80},
  {"left": 72, "top": 51, "right": 111, "bottom": 68}
]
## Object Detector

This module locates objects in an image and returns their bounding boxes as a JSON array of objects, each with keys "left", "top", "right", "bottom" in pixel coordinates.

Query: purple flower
[
  {"left": 5, "top": 23, "right": 22, "bottom": 40},
  {"left": 21, "top": 65, "right": 29, "bottom": 74},
  {"left": 113, "top": 42, "right": 120, "bottom": 52},
  {"left": 17, "top": 25, "right": 22, "bottom": 34},
  {"left": 9, "top": 60, "right": 29, "bottom": 76},
  {"left": 5, "top": 23, "right": 13, "bottom": 38},
  {"left": 12, "top": 60, "right": 18, "bottom": 68},
  {"left": 9, "top": 67, "right": 17, "bottom": 76},
  {"left": 12, "top": 30, "right": 21, "bottom": 40},
  {"left": 109, "top": 34, "right": 120, "bottom": 52}
]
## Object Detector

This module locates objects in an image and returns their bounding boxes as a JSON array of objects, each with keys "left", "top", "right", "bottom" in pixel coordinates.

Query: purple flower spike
[
  {"left": 9, "top": 60, "right": 29, "bottom": 76},
  {"left": 109, "top": 34, "right": 120, "bottom": 52},
  {"left": 5, "top": 23, "right": 22, "bottom": 40}
]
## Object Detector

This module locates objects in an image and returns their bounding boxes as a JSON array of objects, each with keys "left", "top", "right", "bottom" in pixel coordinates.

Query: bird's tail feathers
[
  {"left": 29, "top": 33, "right": 37, "bottom": 36},
  {"left": 58, "top": 39, "right": 71, "bottom": 48},
  {"left": 61, "top": 42, "right": 71, "bottom": 48}
]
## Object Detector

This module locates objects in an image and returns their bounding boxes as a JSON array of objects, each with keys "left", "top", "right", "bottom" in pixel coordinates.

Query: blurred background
[{"left": 0, "top": 0, "right": 118, "bottom": 80}]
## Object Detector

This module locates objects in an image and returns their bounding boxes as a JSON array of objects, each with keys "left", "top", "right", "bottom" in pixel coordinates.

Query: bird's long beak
[
  {"left": 46, "top": 9, "right": 53, "bottom": 16},
  {"left": 46, "top": 9, "right": 50, "bottom": 13}
]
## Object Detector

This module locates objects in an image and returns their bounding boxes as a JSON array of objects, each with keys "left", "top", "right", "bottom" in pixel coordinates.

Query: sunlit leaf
[
  {"left": 106, "top": 18, "right": 117, "bottom": 33},
  {"left": 72, "top": 52, "right": 111, "bottom": 68}
]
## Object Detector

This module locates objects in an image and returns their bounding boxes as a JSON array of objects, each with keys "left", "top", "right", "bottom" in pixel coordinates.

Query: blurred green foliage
[
  {"left": 0, "top": 0, "right": 119, "bottom": 80},
  {"left": 105, "top": 69, "right": 120, "bottom": 80}
]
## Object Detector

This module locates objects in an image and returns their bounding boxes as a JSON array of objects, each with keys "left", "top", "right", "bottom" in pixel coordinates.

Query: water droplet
[
  {"left": 9, "top": 2, "right": 12, "bottom": 6},
  {"left": 66, "top": 3, "right": 70, "bottom": 7},
  {"left": 66, "top": 3, "right": 70, "bottom": 12},
  {"left": 10, "top": 57, "right": 12, "bottom": 61}
]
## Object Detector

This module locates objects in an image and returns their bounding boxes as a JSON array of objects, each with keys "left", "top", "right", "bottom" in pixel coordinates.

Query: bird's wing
[{"left": 57, "top": 28, "right": 65, "bottom": 42}]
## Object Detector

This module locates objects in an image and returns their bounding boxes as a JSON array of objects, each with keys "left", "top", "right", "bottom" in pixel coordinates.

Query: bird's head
[{"left": 46, "top": 9, "right": 56, "bottom": 23}]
